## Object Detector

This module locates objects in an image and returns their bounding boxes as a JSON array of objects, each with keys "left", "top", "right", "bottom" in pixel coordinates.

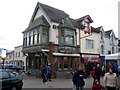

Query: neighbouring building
[
  {"left": 14, "top": 45, "right": 26, "bottom": 71},
  {"left": 6, "top": 50, "right": 14, "bottom": 64},
  {"left": 22, "top": 2, "right": 101, "bottom": 78}
]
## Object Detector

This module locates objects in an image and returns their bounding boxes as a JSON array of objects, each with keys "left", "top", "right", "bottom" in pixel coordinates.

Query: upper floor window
[
  {"left": 18, "top": 52, "right": 20, "bottom": 57},
  {"left": 101, "top": 32, "right": 103, "bottom": 40},
  {"left": 42, "top": 27, "right": 49, "bottom": 44},
  {"left": 59, "top": 28, "right": 75, "bottom": 46},
  {"left": 84, "top": 22, "right": 89, "bottom": 32},
  {"left": 16, "top": 52, "right": 17, "bottom": 57},
  {"left": 26, "top": 32, "right": 29, "bottom": 46},
  {"left": 29, "top": 31, "right": 33, "bottom": 45},
  {"left": 112, "top": 47, "right": 114, "bottom": 54},
  {"left": 86, "top": 39, "right": 94, "bottom": 49},
  {"left": 34, "top": 29, "right": 37, "bottom": 44},
  {"left": 101, "top": 45, "right": 104, "bottom": 54}
]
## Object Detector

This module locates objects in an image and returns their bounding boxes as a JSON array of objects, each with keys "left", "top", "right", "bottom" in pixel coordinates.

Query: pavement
[{"left": 22, "top": 75, "right": 108, "bottom": 88}]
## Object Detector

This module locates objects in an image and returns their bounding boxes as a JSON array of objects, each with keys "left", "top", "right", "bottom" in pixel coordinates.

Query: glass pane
[
  {"left": 38, "top": 34, "right": 41, "bottom": 43},
  {"left": 27, "top": 37, "right": 29, "bottom": 46},
  {"left": 42, "top": 27, "right": 48, "bottom": 43},
  {"left": 34, "top": 35, "right": 37, "bottom": 44},
  {"left": 64, "top": 57, "right": 68, "bottom": 69},
  {"left": 85, "top": 22, "right": 89, "bottom": 31}
]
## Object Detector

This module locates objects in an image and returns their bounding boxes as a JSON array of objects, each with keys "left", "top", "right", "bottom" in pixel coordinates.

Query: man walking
[
  {"left": 47, "top": 63, "right": 52, "bottom": 81},
  {"left": 95, "top": 64, "right": 102, "bottom": 82}
]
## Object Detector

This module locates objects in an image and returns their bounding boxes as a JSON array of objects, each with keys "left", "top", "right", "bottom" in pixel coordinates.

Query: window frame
[
  {"left": 86, "top": 39, "right": 94, "bottom": 49},
  {"left": 84, "top": 21, "right": 90, "bottom": 34},
  {"left": 59, "top": 28, "right": 75, "bottom": 46}
]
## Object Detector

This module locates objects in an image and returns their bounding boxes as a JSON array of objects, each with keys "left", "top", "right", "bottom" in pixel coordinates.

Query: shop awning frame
[{"left": 53, "top": 53, "right": 80, "bottom": 57}]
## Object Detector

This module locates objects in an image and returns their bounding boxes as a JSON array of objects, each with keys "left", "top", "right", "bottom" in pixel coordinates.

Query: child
[{"left": 92, "top": 79, "right": 104, "bottom": 90}]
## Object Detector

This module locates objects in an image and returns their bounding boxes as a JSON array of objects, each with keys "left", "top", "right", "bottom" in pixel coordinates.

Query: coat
[
  {"left": 95, "top": 67, "right": 102, "bottom": 77},
  {"left": 103, "top": 72, "right": 118, "bottom": 87},
  {"left": 72, "top": 70, "right": 87, "bottom": 87},
  {"left": 90, "top": 70, "right": 95, "bottom": 77},
  {"left": 92, "top": 83, "right": 104, "bottom": 90},
  {"left": 47, "top": 65, "right": 51, "bottom": 74}
]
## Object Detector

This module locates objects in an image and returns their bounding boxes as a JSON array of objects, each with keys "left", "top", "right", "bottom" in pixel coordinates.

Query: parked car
[
  {"left": 0, "top": 69, "right": 23, "bottom": 90},
  {"left": 0, "top": 64, "right": 21, "bottom": 72}
]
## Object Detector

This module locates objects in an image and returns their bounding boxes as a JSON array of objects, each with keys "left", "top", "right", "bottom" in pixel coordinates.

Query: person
[
  {"left": 41, "top": 63, "right": 47, "bottom": 84},
  {"left": 113, "top": 63, "right": 118, "bottom": 76},
  {"left": 90, "top": 66, "right": 96, "bottom": 83},
  {"left": 47, "top": 63, "right": 51, "bottom": 81},
  {"left": 103, "top": 68, "right": 118, "bottom": 90},
  {"left": 72, "top": 66, "right": 87, "bottom": 90},
  {"left": 95, "top": 64, "right": 102, "bottom": 82},
  {"left": 101, "top": 64, "right": 105, "bottom": 76},
  {"left": 92, "top": 79, "right": 104, "bottom": 90}
]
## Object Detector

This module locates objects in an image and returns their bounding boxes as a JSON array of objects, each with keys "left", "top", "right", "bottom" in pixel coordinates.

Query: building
[
  {"left": 6, "top": 50, "right": 14, "bottom": 64},
  {"left": 14, "top": 45, "right": 26, "bottom": 71},
  {"left": 22, "top": 2, "right": 101, "bottom": 77}
]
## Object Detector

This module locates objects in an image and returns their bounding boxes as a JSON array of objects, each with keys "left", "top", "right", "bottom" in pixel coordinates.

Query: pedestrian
[
  {"left": 41, "top": 63, "right": 47, "bottom": 85},
  {"left": 101, "top": 64, "right": 105, "bottom": 77},
  {"left": 90, "top": 66, "right": 96, "bottom": 83},
  {"left": 92, "top": 79, "right": 104, "bottom": 90},
  {"left": 113, "top": 63, "right": 118, "bottom": 76},
  {"left": 103, "top": 68, "right": 118, "bottom": 90},
  {"left": 72, "top": 66, "right": 87, "bottom": 90},
  {"left": 47, "top": 63, "right": 51, "bottom": 81},
  {"left": 95, "top": 64, "right": 102, "bottom": 82}
]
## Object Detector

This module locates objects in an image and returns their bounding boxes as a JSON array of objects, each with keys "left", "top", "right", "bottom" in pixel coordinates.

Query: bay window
[
  {"left": 26, "top": 32, "right": 29, "bottom": 46},
  {"left": 34, "top": 29, "right": 37, "bottom": 44},
  {"left": 59, "top": 28, "right": 75, "bottom": 46},
  {"left": 29, "top": 31, "right": 33, "bottom": 45},
  {"left": 42, "top": 27, "right": 49, "bottom": 43}
]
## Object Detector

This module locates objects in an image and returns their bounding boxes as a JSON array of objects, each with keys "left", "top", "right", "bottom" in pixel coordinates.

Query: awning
[
  {"left": 83, "top": 57, "right": 101, "bottom": 63},
  {"left": 53, "top": 53, "right": 80, "bottom": 57}
]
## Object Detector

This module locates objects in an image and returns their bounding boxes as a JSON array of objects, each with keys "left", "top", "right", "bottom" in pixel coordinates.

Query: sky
[{"left": 0, "top": 0, "right": 119, "bottom": 50}]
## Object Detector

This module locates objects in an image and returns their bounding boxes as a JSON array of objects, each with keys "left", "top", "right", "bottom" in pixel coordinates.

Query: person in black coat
[
  {"left": 41, "top": 64, "right": 47, "bottom": 84},
  {"left": 95, "top": 64, "right": 102, "bottom": 82},
  {"left": 72, "top": 66, "right": 87, "bottom": 90}
]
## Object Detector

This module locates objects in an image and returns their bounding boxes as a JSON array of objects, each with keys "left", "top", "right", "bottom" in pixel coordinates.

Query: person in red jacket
[
  {"left": 92, "top": 79, "right": 104, "bottom": 90},
  {"left": 90, "top": 66, "right": 96, "bottom": 82}
]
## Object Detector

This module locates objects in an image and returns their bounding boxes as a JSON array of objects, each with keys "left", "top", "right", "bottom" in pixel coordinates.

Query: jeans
[{"left": 76, "top": 86, "right": 84, "bottom": 90}]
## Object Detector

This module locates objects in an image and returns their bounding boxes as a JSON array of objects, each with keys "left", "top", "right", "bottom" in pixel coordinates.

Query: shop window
[{"left": 64, "top": 57, "right": 68, "bottom": 69}]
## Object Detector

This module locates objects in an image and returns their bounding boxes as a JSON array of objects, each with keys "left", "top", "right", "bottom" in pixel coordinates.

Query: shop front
[{"left": 82, "top": 54, "right": 101, "bottom": 75}]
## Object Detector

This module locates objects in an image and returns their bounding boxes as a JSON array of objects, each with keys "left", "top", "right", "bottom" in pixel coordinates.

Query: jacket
[
  {"left": 90, "top": 70, "right": 95, "bottom": 77},
  {"left": 72, "top": 70, "right": 87, "bottom": 87},
  {"left": 47, "top": 65, "right": 51, "bottom": 74},
  {"left": 103, "top": 72, "right": 118, "bottom": 87},
  {"left": 95, "top": 67, "right": 102, "bottom": 77},
  {"left": 92, "top": 83, "right": 104, "bottom": 90}
]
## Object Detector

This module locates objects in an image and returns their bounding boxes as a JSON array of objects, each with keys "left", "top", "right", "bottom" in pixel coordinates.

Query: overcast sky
[{"left": 0, "top": 0, "right": 119, "bottom": 50}]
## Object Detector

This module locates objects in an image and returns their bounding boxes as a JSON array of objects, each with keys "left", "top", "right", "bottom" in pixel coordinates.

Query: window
[
  {"left": 29, "top": 31, "right": 33, "bottom": 45},
  {"left": 108, "top": 51, "right": 111, "bottom": 54},
  {"left": 27, "top": 32, "right": 29, "bottom": 46},
  {"left": 64, "top": 57, "right": 68, "bottom": 69},
  {"left": 65, "top": 30, "right": 74, "bottom": 45},
  {"left": 34, "top": 29, "right": 37, "bottom": 44},
  {"left": 38, "top": 28, "right": 41, "bottom": 43},
  {"left": 84, "top": 22, "right": 89, "bottom": 32},
  {"left": 42, "top": 27, "right": 49, "bottom": 43},
  {"left": 101, "top": 45, "right": 104, "bottom": 54},
  {"left": 23, "top": 33, "right": 26, "bottom": 47},
  {"left": 86, "top": 39, "right": 94, "bottom": 49},
  {"left": 8, "top": 72, "right": 16, "bottom": 78},
  {"left": 16, "top": 52, "right": 17, "bottom": 57},
  {"left": 0, "top": 71, "right": 9, "bottom": 79},
  {"left": 112, "top": 47, "right": 114, "bottom": 54},
  {"left": 101, "top": 32, "right": 103, "bottom": 40},
  {"left": 59, "top": 28, "right": 75, "bottom": 45},
  {"left": 18, "top": 52, "right": 20, "bottom": 57}
]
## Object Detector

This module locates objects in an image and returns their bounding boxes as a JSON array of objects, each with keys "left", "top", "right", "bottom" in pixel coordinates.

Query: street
[{"left": 22, "top": 75, "right": 106, "bottom": 88}]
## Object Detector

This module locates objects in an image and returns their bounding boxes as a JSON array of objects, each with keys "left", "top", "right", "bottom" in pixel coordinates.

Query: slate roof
[
  {"left": 39, "top": 2, "right": 69, "bottom": 23},
  {"left": 105, "top": 30, "right": 113, "bottom": 37},
  {"left": 23, "top": 15, "right": 50, "bottom": 33},
  {"left": 96, "top": 26, "right": 102, "bottom": 30},
  {"left": 58, "top": 17, "right": 75, "bottom": 29}
]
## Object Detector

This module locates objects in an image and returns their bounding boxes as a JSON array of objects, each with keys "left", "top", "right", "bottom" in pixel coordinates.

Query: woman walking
[
  {"left": 103, "top": 68, "right": 118, "bottom": 90},
  {"left": 90, "top": 66, "right": 96, "bottom": 83}
]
